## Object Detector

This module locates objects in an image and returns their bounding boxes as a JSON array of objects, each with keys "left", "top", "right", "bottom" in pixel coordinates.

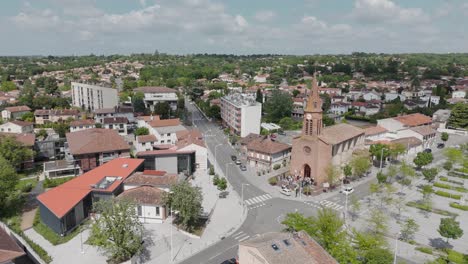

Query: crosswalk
[
  {"left": 232, "top": 231, "right": 250, "bottom": 242},
  {"left": 244, "top": 194, "right": 272, "bottom": 209},
  {"left": 304, "top": 199, "right": 344, "bottom": 211}
]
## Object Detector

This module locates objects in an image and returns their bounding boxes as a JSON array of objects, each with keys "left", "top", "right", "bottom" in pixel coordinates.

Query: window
[
  {"left": 155, "top": 207, "right": 160, "bottom": 216},
  {"left": 137, "top": 206, "right": 142, "bottom": 216},
  {"left": 166, "top": 133, "right": 170, "bottom": 136}
]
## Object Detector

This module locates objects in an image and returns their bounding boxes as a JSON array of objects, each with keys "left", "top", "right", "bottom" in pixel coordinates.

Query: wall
[
  {"left": 137, "top": 204, "right": 166, "bottom": 224},
  {"left": 0, "top": 123, "right": 32, "bottom": 133},
  {"left": 155, "top": 156, "right": 178, "bottom": 174},
  {"left": 71, "top": 82, "right": 118, "bottom": 110},
  {"left": 39, "top": 203, "right": 63, "bottom": 235},
  {"left": 178, "top": 144, "right": 207, "bottom": 171},
  {"left": 240, "top": 104, "right": 261, "bottom": 138}
]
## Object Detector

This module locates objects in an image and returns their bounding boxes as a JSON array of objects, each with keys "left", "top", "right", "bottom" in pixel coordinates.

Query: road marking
[
  {"left": 265, "top": 193, "right": 272, "bottom": 199},
  {"left": 233, "top": 232, "right": 246, "bottom": 239},
  {"left": 251, "top": 197, "right": 260, "bottom": 203},
  {"left": 238, "top": 235, "right": 250, "bottom": 242},
  {"left": 244, "top": 200, "right": 252, "bottom": 205}
]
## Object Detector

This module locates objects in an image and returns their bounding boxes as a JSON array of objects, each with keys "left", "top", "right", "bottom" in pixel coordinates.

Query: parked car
[
  {"left": 280, "top": 188, "right": 292, "bottom": 196},
  {"left": 221, "top": 258, "right": 237, "bottom": 264},
  {"left": 437, "top": 143, "right": 445, "bottom": 149},
  {"left": 278, "top": 130, "right": 286, "bottom": 135},
  {"left": 219, "top": 191, "right": 229, "bottom": 198},
  {"left": 231, "top": 155, "right": 237, "bottom": 161},
  {"left": 424, "top": 148, "right": 432, "bottom": 153},
  {"left": 240, "top": 165, "right": 247, "bottom": 171},
  {"left": 270, "top": 134, "right": 277, "bottom": 139},
  {"left": 340, "top": 186, "right": 354, "bottom": 195},
  {"left": 235, "top": 160, "right": 242, "bottom": 165}
]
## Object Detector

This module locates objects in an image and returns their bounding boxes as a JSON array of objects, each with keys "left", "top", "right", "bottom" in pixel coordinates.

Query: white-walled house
[
  {"left": 253, "top": 74, "right": 268, "bottom": 83},
  {"left": 70, "top": 119, "right": 96, "bottom": 132},
  {"left": 1, "top": 106, "right": 31, "bottom": 120},
  {"left": 135, "top": 134, "right": 157, "bottom": 152},
  {"left": 0, "top": 121, "right": 34, "bottom": 134},
  {"left": 362, "top": 91, "right": 381, "bottom": 101},
  {"left": 118, "top": 186, "right": 167, "bottom": 224},
  {"left": 452, "top": 90, "right": 466, "bottom": 99},
  {"left": 134, "top": 86, "right": 178, "bottom": 112},
  {"left": 330, "top": 102, "right": 350, "bottom": 115},
  {"left": 384, "top": 92, "right": 406, "bottom": 102},
  {"left": 102, "top": 117, "right": 128, "bottom": 135},
  {"left": 176, "top": 130, "right": 207, "bottom": 171}
]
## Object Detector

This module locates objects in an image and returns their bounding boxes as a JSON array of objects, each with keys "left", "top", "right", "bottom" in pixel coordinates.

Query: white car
[
  {"left": 280, "top": 188, "right": 292, "bottom": 196},
  {"left": 341, "top": 186, "right": 354, "bottom": 195}
]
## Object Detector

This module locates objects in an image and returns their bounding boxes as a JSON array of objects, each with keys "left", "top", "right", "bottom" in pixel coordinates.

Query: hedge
[
  {"left": 433, "top": 182, "right": 468, "bottom": 193},
  {"left": 439, "top": 176, "right": 464, "bottom": 186},
  {"left": 450, "top": 202, "right": 468, "bottom": 211},
  {"left": 448, "top": 171, "right": 468, "bottom": 179},
  {"left": 43, "top": 176, "right": 74, "bottom": 188},
  {"left": 415, "top": 247, "right": 433, "bottom": 255},
  {"left": 406, "top": 201, "right": 458, "bottom": 217},
  {"left": 434, "top": 190, "right": 462, "bottom": 200}
]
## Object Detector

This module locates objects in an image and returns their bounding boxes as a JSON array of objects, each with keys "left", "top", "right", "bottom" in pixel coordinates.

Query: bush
[
  {"left": 43, "top": 176, "right": 74, "bottom": 188},
  {"left": 209, "top": 166, "right": 215, "bottom": 175},
  {"left": 22, "top": 234, "right": 53, "bottom": 263},
  {"left": 434, "top": 190, "right": 462, "bottom": 200},
  {"left": 273, "top": 164, "right": 281, "bottom": 170},
  {"left": 455, "top": 168, "right": 468, "bottom": 174},
  {"left": 447, "top": 249, "right": 466, "bottom": 264},
  {"left": 448, "top": 171, "right": 468, "bottom": 179},
  {"left": 415, "top": 247, "right": 433, "bottom": 255},
  {"left": 213, "top": 174, "right": 219, "bottom": 186},
  {"left": 434, "top": 182, "right": 468, "bottom": 193},
  {"left": 450, "top": 202, "right": 468, "bottom": 211},
  {"left": 443, "top": 161, "right": 453, "bottom": 171},
  {"left": 406, "top": 201, "right": 458, "bottom": 217},
  {"left": 15, "top": 179, "right": 37, "bottom": 193},
  {"left": 217, "top": 177, "right": 227, "bottom": 191},
  {"left": 268, "top": 176, "right": 278, "bottom": 185}
]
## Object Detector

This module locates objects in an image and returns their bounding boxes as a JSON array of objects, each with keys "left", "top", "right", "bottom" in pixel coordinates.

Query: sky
[{"left": 0, "top": 0, "right": 467, "bottom": 55}]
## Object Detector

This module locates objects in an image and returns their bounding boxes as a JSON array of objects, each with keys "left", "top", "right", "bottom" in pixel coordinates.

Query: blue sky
[{"left": 0, "top": 0, "right": 467, "bottom": 55}]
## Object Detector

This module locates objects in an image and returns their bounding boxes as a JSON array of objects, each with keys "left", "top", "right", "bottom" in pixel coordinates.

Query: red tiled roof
[
  {"left": 37, "top": 158, "right": 143, "bottom": 218},
  {"left": 137, "top": 134, "right": 157, "bottom": 143},
  {"left": 136, "top": 149, "right": 195, "bottom": 157},
  {"left": 118, "top": 186, "right": 165, "bottom": 205},
  {"left": 137, "top": 115, "right": 160, "bottom": 122},
  {"left": 0, "top": 133, "right": 35, "bottom": 147},
  {"left": 319, "top": 123, "right": 364, "bottom": 145},
  {"left": 247, "top": 137, "right": 291, "bottom": 155},
  {"left": 364, "top": 125, "right": 388, "bottom": 136},
  {"left": 393, "top": 113, "right": 432, "bottom": 127},
  {"left": 9, "top": 120, "right": 33, "bottom": 127},
  {"left": 4, "top": 105, "right": 31, "bottom": 113},
  {"left": 148, "top": 118, "right": 181, "bottom": 128},
  {"left": 66, "top": 128, "right": 130, "bottom": 155},
  {"left": 70, "top": 119, "right": 95, "bottom": 127},
  {"left": 0, "top": 226, "right": 25, "bottom": 263},
  {"left": 34, "top": 109, "right": 80, "bottom": 116},
  {"left": 125, "top": 170, "right": 178, "bottom": 186}
]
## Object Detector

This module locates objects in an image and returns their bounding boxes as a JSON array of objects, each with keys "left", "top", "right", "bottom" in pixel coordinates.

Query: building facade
[
  {"left": 71, "top": 82, "right": 118, "bottom": 111},
  {"left": 134, "top": 86, "right": 178, "bottom": 112},
  {"left": 221, "top": 93, "right": 262, "bottom": 137}
]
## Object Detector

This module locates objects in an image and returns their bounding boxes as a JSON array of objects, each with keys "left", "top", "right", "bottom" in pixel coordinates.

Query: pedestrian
[{"left": 295, "top": 187, "right": 299, "bottom": 197}]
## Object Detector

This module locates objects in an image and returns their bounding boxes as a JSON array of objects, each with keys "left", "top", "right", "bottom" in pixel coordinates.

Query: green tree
[
  {"left": 343, "top": 164, "right": 352, "bottom": 179},
  {"left": 44, "top": 77, "right": 59, "bottom": 95},
  {"left": 292, "top": 89, "right": 300, "bottom": 97},
  {"left": 349, "top": 195, "right": 361, "bottom": 221},
  {"left": 363, "top": 248, "right": 393, "bottom": 264},
  {"left": 153, "top": 101, "right": 171, "bottom": 119},
  {"left": 177, "top": 97, "right": 185, "bottom": 110},
  {"left": 438, "top": 218, "right": 464, "bottom": 243},
  {"left": 36, "top": 129, "right": 48, "bottom": 138},
  {"left": 256, "top": 88, "right": 263, "bottom": 103},
  {"left": 263, "top": 89, "right": 293, "bottom": 123},
  {"left": 422, "top": 168, "right": 438, "bottom": 182},
  {"left": 369, "top": 144, "right": 390, "bottom": 167},
  {"left": 134, "top": 127, "right": 149, "bottom": 136},
  {"left": 376, "top": 172, "right": 387, "bottom": 184},
  {"left": 0, "top": 136, "right": 35, "bottom": 169},
  {"left": 21, "top": 112, "right": 35, "bottom": 122},
  {"left": 132, "top": 92, "right": 146, "bottom": 113},
  {"left": 0, "top": 156, "right": 20, "bottom": 217},
  {"left": 447, "top": 103, "right": 468, "bottom": 129},
  {"left": 441, "top": 132, "right": 449, "bottom": 142},
  {"left": 0, "top": 81, "right": 16, "bottom": 91},
  {"left": 389, "top": 143, "right": 406, "bottom": 160},
  {"left": 399, "top": 161, "right": 416, "bottom": 178},
  {"left": 325, "top": 164, "right": 340, "bottom": 187},
  {"left": 367, "top": 209, "right": 388, "bottom": 237},
  {"left": 88, "top": 199, "right": 144, "bottom": 263},
  {"left": 206, "top": 105, "right": 221, "bottom": 119},
  {"left": 386, "top": 165, "right": 398, "bottom": 182},
  {"left": 163, "top": 181, "right": 203, "bottom": 231},
  {"left": 217, "top": 177, "right": 227, "bottom": 191},
  {"left": 413, "top": 152, "right": 433, "bottom": 169},
  {"left": 400, "top": 218, "right": 419, "bottom": 242},
  {"left": 350, "top": 155, "right": 371, "bottom": 177}
]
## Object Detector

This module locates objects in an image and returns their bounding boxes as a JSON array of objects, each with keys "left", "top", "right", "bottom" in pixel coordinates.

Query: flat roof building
[
  {"left": 221, "top": 93, "right": 262, "bottom": 137},
  {"left": 71, "top": 82, "right": 118, "bottom": 111}
]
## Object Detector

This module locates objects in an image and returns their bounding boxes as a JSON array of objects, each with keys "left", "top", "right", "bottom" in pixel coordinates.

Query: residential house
[
  {"left": 34, "top": 109, "right": 80, "bottom": 125},
  {"left": 94, "top": 106, "right": 135, "bottom": 124},
  {"left": 0, "top": 121, "right": 34, "bottom": 134},
  {"left": 70, "top": 119, "right": 96, "bottom": 132},
  {"left": 135, "top": 134, "right": 158, "bottom": 152},
  {"left": 143, "top": 118, "right": 186, "bottom": 146},
  {"left": 65, "top": 128, "right": 131, "bottom": 172},
  {"left": 384, "top": 92, "right": 406, "bottom": 102},
  {"left": 364, "top": 125, "right": 388, "bottom": 141},
  {"left": 362, "top": 91, "right": 381, "bottom": 101},
  {"left": 319, "top": 88, "right": 341, "bottom": 96},
  {"left": 238, "top": 231, "right": 337, "bottom": 264},
  {"left": 330, "top": 102, "right": 350, "bottom": 115},
  {"left": 1, "top": 105, "right": 31, "bottom": 120},
  {"left": 37, "top": 158, "right": 143, "bottom": 235},
  {"left": 134, "top": 86, "right": 178, "bottom": 112},
  {"left": 246, "top": 136, "right": 291, "bottom": 170},
  {"left": 71, "top": 82, "right": 119, "bottom": 111},
  {"left": 136, "top": 149, "right": 195, "bottom": 175},
  {"left": 452, "top": 90, "right": 466, "bottom": 99},
  {"left": 253, "top": 74, "right": 269, "bottom": 83},
  {"left": 175, "top": 129, "right": 207, "bottom": 171},
  {"left": 102, "top": 117, "right": 128, "bottom": 135},
  {"left": 432, "top": 109, "right": 451, "bottom": 129}
]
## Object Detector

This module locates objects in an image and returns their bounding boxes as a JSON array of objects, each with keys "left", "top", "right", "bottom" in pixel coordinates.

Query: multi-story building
[
  {"left": 246, "top": 136, "right": 291, "bottom": 170},
  {"left": 102, "top": 117, "right": 128, "bottom": 135},
  {"left": 94, "top": 106, "right": 135, "bottom": 124},
  {"left": 221, "top": 93, "right": 262, "bottom": 138},
  {"left": 71, "top": 82, "right": 118, "bottom": 111},
  {"left": 70, "top": 119, "right": 96, "bottom": 132},
  {"left": 134, "top": 86, "right": 178, "bottom": 112},
  {"left": 1, "top": 106, "right": 31, "bottom": 120}
]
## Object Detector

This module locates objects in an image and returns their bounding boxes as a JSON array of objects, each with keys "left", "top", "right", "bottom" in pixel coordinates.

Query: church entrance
[{"left": 303, "top": 164, "right": 311, "bottom": 178}]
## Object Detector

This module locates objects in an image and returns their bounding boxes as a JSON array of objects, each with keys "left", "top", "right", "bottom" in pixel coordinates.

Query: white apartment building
[
  {"left": 134, "top": 86, "right": 178, "bottom": 112},
  {"left": 220, "top": 93, "right": 262, "bottom": 138},
  {"left": 71, "top": 82, "right": 118, "bottom": 111}
]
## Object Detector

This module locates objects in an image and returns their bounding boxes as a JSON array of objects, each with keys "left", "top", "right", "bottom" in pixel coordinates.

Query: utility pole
[{"left": 170, "top": 207, "right": 173, "bottom": 263}]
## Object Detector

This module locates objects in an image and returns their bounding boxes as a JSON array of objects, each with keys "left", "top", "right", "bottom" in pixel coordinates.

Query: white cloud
[
  {"left": 139, "top": 0, "right": 147, "bottom": 7},
  {"left": 352, "top": 0, "right": 429, "bottom": 24},
  {"left": 254, "top": 10, "right": 275, "bottom": 22},
  {"left": 11, "top": 7, "right": 60, "bottom": 30}
]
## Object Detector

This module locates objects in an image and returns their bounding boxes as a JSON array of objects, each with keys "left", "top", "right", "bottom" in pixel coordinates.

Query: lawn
[
  {"left": 15, "top": 178, "right": 38, "bottom": 193},
  {"left": 33, "top": 210, "right": 88, "bottom": 245},
  {"left": 406, "top": 201, "right": 458, "bottom": 217}
]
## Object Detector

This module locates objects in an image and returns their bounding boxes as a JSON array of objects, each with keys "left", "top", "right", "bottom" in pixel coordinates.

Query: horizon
[{"left": 0, "top": 0, "right": 467, "bottom": 55}]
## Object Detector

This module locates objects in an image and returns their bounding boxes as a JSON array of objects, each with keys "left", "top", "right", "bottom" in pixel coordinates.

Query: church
[{"left": 290, "top": 75, "right": 366, "bottom": 188}]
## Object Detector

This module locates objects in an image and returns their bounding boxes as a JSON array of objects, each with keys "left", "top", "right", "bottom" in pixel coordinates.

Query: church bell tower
[{"left": 302, "top": 73, "right": 323, "bottom": 136}]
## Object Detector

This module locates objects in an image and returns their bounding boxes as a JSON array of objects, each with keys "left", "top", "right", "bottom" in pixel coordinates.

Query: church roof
[
  {"left": 304, "top": 73, "right": 322, "bottom": 113},
  {"left": 319, "top": 123, "right": 364, "bottom": 145}
]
